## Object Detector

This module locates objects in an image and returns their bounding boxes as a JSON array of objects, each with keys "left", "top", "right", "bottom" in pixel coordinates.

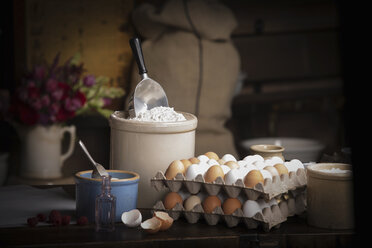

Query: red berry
[
  {"left": 49, "top": 210, "right": 61, "bottom": 223},
  {"left": 77, "top": 216, "right": 88, "bottom": 226},
  {"left": 27, "top": 217, "right": 38, "bottom": 227},
  {"left": 61, "top": 215, "right": 71, "bottom": 225},
  {"left": 36, "top": 213, "right": 47, "bottom": 222}
]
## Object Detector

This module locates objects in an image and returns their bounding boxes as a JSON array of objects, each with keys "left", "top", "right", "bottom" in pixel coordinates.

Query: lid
[
  {"left": 307, "top": 163, "right": 352, "bottom": 181},
  {"left": 109, "top": 111, "right": 198, "bottom": 134}
]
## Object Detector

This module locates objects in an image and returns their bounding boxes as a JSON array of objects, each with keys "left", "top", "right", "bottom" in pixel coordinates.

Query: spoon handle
[
  {"left": 130, "top": 37, "right": 148, "bottom": 76},
  {"left": 78, "top": 140, "right": 96, "bottom": 166}
]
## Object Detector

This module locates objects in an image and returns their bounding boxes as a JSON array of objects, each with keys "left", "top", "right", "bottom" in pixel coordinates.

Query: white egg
[
  {"left": 207, "top": 159, "right": 219, "bottom": 166},
  {"left": 220, "top": 165, "right": 231, "bottom": 174},
  {"left": 257, "top": 199, "right": 270, "bottom": 209},
  {"left": 244, "top": 164, "right": 256, "bottom": 172},
  {"left": 291, "top": 159, "right": 304, "bottom": 169},
  {"left": 237, "top": 160, "right": 248, "bottom": 167},
  {"left": 198, "top": 161, "right": 210, "bottom": 174},
  {"left": 237, "top": 167, "right": 250, "bottom": 179},
  {"left": 271, "top": 156, "right": 284, "bottom": 164},
  {"left": 284, "top": 161, "right": 297, "bottom": 172},
  {"left": 259, "top": 169, "right": 272, "bottom": 180},
  {"left": 224, "top": 168, "right": 239, "bottom": 185},
  {"left": 243, "top": 155, "right": 256, "bottom": 164},
  {"left": 197, "top": 155, "right": 209, "bottom": 163},
  {"left": 263, "top": 158, "right": 276, "bottom": 167},
  {"left": 253, "top": 160, "right": 266, "bottom": 170},
  {"left": 243, "top": 200, "right": 262, "bottom": 218},
  {"left": 185, "top": 164, "right": 201, "bottom": 180},
  {"left": 222, "top": 154, "right": 237, "bottom": 162},
  {"left": 246, "top": 154, "right": 264, "bottom": 163}
]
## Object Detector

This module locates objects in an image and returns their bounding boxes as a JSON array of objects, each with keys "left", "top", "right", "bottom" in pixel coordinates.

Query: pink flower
[
  {"left": 64, "top": 91, "right": 86, "bottom": 112},
  {"left": 31, "top": 99, "right": 42, "bottom": 110},
  {"left": 83, "top": 75, "right": 95, "bottom": 87},
  {"left": 41, "top": 95, "right": 50, "bottom": 107},
  {"left": 27, "top": 86, "right": 40, "bottom": 99},
  {"left": 34, "top": 66, "right": 46, "bottom": 80},
  {"left": 46, "top": 78, "right": 58, "bottom": 92}
]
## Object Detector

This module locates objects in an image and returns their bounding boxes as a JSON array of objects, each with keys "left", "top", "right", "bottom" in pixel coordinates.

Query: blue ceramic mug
[{"left": 74, "top": 170, "right": 140, "bottom": 222}]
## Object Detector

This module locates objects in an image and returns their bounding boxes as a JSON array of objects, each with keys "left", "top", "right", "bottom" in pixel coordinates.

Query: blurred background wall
[{"left": 0, "top": 0, "right": 346, "bottom": 183}]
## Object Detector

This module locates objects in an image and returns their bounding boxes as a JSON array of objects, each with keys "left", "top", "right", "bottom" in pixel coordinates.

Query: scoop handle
[{"left": 130, "top": 37, "right": 148, "bottom": 75}]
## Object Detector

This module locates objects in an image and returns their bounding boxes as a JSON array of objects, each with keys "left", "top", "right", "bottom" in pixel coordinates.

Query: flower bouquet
[
  {"left": 5, "top": 53, "right": 125, "bottom": 179},
  {"left": 9, "top": 53, "right": 124, "bottom": 126}
]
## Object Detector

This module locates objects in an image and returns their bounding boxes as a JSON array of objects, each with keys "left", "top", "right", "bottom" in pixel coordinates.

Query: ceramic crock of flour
[
  {"left": 17, "top": 124, "right": 76, "bottom": 179},
  {"left": 109, "top": 110, "right": 197, "bottom": 207}
]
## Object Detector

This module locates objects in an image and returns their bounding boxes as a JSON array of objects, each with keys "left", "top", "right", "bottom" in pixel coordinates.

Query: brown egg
[
  {"left": 181, "top": 159, "right": 192, "bottom": 172},
  {"left": 165, "top": 160, "right": 185, "bottom": 179},
  {"left": 204, "top": 151, "right": 219, "bottom": 160},
  {"left": 244, "top": 169, "right": 264, "bottom": 188},
  {"left": 225, "top": 161, "right": 239, "bottom": 169},
  {"left": 189, "top": 157, "right": 200, "bottom": 164},
  {"left": 163, "top": 192, "right": 183, "bottom": 210},
  {"left": 264, "top": 166, "right": 279, "bottom": 177},
  {"left": 202, "top": 195, "right": 221, "bottom": 214},
  {"left": 222, "top": 198, "right": 242, "bottom": 215},
  {"left": 204, "top": 165, "right": 224, "bottom": 183},
  {"left": 274, "top": 163, "right": 289, "bottom": 175}
]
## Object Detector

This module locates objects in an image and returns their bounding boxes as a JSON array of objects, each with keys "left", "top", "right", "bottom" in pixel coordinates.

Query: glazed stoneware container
[
  {"left": 306, "top": 163, "right": 354, "bottom": 229},
  {"left": 250, "top": 144, "right": 285, "bottom": 161},
  {"left": 109, "top": 111, "right": 197, "bottom": 207},
  {"left": 74, "top": 170, "right": 140, "bottom": 222}
]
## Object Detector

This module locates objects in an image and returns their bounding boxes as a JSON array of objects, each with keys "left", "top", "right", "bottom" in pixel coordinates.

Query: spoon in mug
[{"left": 78, "top": 140, "right": 109, "bottom": 179}]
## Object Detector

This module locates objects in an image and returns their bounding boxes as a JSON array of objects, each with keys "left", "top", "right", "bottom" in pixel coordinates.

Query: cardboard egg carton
[
  {"left": 152, "top": 192, "right": 306, "bottom": 232},
  {"left": 151, "top": 167, "right": 307, "bottom": 200}
]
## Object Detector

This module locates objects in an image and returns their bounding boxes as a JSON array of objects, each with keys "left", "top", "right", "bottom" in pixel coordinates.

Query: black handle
[{"left": 130, "top": 37, "right": 147, "bottom": 75}]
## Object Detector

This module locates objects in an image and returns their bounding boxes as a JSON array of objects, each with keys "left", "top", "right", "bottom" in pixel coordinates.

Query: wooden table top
[{"left": 0, "top": 209, "right": 354, "bottom": 248}]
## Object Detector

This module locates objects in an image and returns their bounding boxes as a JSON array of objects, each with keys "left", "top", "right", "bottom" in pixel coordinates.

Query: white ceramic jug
[{"left": 17, "top": 124, "right": 76, "bottom": 179}]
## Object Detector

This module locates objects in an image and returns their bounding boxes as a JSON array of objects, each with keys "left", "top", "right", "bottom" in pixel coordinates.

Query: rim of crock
[
  {"left": 250, "top": 144, "right": 285, "bottom": 153},
  {"left": 75, "top": 170, "right": 140, "bottom": 182},
  {"left": 109, "top": 111, "right": 198, "bottom": 133}
]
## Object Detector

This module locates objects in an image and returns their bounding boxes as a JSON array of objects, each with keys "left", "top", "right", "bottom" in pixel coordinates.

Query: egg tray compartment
[
  {"left": 151, "top": 168, "right": 307, "bottom": 200},
  {"left": 151, "top": 192, "right": 306, "bottom": 232}
]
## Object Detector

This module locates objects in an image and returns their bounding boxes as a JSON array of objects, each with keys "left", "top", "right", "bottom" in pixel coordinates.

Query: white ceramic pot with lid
[{"left": 109, "top": 111, "right": 197, "bottom": 207}]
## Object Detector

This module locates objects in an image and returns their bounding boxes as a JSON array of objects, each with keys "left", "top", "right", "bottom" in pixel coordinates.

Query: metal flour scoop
[{"left": 128, "top": 37, "right": 169, "bottom": 117}]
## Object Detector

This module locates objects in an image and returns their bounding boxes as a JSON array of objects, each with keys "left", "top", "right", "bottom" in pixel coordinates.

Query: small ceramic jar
[{"left": 250, "top": 144, "right": 285, "bottom": 161}]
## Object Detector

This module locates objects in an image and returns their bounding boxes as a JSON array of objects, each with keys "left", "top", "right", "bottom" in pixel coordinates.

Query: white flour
[
  {"left": 320, "top": 168, "right": 351, "bottom": 174},
  {"left": 130, "top": 106, "right": 186, "bottom": 122}
]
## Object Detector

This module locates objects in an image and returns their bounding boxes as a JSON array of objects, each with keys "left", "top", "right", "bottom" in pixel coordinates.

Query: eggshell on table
[
  {"left": 222, "top": 198, "right": 242, "bottom": 215},
  {"left": 163, "top": 192, "right": 183, "bottom": 210},
  {"left": 244, "top": 169, "right": 264, "bottom": 188},
  {"left": 165, "top": 160, "right": 185, "bottom": 179},
  {"left": 202, "top": 195, "right": 221, "bottom": 214},
  {"left": 204, "top": 165, "right": 224, "bottom": 183}
]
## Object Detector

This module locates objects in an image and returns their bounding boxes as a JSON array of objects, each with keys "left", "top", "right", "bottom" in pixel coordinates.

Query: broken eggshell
[{"left": 121, "top": 209, "right": 142, "bottom": 227}]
